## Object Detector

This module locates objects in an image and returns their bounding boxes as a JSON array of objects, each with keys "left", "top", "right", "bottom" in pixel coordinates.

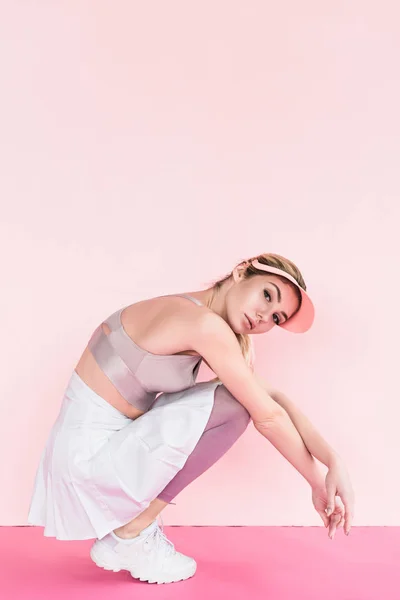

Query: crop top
[{"left": 87, "top": 294, "right": 204, "bottom": 411}]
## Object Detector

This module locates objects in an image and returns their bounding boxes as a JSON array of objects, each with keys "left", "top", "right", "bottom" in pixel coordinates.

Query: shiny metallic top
[{"left": 87, "top": 294, "right": 203, "bottom": 411}]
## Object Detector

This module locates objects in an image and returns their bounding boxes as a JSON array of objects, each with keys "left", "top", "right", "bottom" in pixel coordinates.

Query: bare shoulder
[
  {"left": 187, "top": 308, "right": 238, "bottom": 346},
  {"left": 120, "top": 294, "right": 213, "bottom": 357},
  {"left": 123, "top": 297, "right": 282, "bottom": 422},
  {"left": 187, "top": 310, "right": 284, "bottom": 422}
]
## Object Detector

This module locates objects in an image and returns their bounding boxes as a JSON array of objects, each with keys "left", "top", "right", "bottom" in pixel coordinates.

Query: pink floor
[{"left": 1, "top": 526, "right": 398, "bottom": 599}]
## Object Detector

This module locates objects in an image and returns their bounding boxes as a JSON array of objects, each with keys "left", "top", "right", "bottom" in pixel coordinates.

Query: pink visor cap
[{"left": 250, "top": 259, "right": 315, "bottom": 333}]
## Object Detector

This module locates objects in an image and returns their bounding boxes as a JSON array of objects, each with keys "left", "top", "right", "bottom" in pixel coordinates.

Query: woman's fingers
[
  {"left": 343, "top": 498, "right": 355, "bottom": 535},
  {"left": 319, "top": 510, "right": 329, "bottom": 527},
  {"left": 328, "top": 499, "right": 345, "bottom": 539},
  {"left": 328, "top": 512, "right": 341, "bottom": 539}
]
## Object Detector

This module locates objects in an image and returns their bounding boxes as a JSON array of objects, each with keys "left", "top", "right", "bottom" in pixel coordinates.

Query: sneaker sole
[{"left": 90, "top": 543, "right": 197, "bottom": 584}]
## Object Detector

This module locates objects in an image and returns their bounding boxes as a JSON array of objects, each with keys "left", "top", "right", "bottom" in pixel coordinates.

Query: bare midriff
[{"left": 74, "top": 296, "right": 202, "bottom": 419}]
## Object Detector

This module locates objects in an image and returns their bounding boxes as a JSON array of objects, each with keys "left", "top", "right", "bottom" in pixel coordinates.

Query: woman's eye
[
  {"left": 264, "top": 290, "right": 281, "bottom": 325},
  {"left": 264, "top": 290, "right": 271, "bottom": 301}
]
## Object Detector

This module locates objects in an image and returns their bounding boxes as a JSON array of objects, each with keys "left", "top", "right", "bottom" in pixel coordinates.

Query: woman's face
[{"left": 229, "top": 270, "right": 301, "bottom": 334}]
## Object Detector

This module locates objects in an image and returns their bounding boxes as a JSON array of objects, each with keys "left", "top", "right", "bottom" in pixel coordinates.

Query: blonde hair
[{"left": 206, "top": 253, "right": 307, "bottom": 383}]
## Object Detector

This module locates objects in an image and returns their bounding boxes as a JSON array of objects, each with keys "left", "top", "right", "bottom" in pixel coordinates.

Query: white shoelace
[{"left": 143, "top": 514, "right": 176, "bottom": 557}]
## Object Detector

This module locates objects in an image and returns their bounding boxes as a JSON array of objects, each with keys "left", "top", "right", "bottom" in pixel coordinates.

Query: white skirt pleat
[{"left": 27, "top": 371, "right": 220, "bottom": 541}]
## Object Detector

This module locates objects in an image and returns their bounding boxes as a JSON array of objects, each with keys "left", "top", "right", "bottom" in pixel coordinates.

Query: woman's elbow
[{"left": 251, "top": 404, "right": 287, "bottom": 429}]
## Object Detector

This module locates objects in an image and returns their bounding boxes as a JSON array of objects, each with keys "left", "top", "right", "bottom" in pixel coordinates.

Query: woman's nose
[
  {"left": 257, "top": 312, "right": 266, "bottom": 326},
  {"left": 257, "top": 312, "right": 272, "bottom": 327}
]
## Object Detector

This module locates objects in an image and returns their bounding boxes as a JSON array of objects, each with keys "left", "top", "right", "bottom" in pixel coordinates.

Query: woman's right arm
[{"left": 189, "top": 312, "right": 325, "bottom": 489}]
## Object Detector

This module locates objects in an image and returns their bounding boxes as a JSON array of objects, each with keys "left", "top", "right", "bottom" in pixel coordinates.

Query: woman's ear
[
  {"left": 233, "top": 261, "right": 250, "bottom": 282},
  {"left": 232, "top": 265, "right": 240, "bottom": 282}
]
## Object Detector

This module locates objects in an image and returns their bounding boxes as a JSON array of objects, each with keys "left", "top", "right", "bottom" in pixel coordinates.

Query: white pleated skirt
[{"left": 27, "top": 371, "right": 219, "bottom": 541}]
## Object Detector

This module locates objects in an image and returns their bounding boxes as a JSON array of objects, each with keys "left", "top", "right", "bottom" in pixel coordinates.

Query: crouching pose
[{"left": 28, "top": 253, "right": 354, "bottom": 584}]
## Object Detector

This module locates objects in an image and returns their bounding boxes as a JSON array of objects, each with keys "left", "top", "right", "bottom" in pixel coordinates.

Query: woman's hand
[
  {"left": 312, "top": 484, "right": 345, "bottom": 539},
  {"left": 312, "top": 458, "right": 355, "bottom": 539}
]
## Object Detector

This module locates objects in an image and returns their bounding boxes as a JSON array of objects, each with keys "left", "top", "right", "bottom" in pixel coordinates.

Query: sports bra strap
[
  {"left": 170, "top": 293, "right": 204, "bottom": 307},
  {"left": 103, "top": 294, "right": 204, "bottom": 334}
]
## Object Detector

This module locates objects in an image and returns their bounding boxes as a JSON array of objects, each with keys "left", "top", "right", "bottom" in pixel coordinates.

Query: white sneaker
[{"left": 90, "top": 515, "right": 197, "bottom": 584}]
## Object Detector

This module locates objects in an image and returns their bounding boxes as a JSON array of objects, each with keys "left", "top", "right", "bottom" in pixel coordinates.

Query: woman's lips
[{"left": 244, "top": 314, "right": 252, "bottom": 330}]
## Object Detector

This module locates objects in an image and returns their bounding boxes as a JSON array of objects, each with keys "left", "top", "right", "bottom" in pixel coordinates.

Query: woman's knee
[{"left": 210, "top": 383, "right": 252, "bottom": 428}]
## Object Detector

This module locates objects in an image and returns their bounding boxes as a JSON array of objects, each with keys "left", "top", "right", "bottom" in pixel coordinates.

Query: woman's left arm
[
  {"left": 254, "top": 373, "right": 355, "bottom": 536},
  {"left": 254, "top": 373, "right": 341, "bottom": 468}
]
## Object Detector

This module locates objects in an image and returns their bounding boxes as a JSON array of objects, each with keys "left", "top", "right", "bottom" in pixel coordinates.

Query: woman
[{"left": 28, "top": 253, "right": 355, "bottom": 585}]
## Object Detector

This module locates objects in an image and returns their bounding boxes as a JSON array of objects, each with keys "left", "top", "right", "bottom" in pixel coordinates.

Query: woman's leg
[
  {"left": 114, "top": 384, "right": 251, "bottom": 538},
  {"left": 114, "top": 498, "right": 169, "bottom": 539}
]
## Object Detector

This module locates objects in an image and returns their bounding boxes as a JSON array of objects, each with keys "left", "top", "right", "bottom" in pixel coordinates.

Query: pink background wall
[{"left": 1, "top": 2, "right": 399, "bottom": 527}]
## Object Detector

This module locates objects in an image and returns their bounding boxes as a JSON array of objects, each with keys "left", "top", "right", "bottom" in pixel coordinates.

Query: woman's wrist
[
  {"left": 308, "top": 467, "right": 326, "bottom": 489},
  {"left": 310, "top": 452, "right": 343, "bottom": 490},
  {"left": 326, "top": 452, "right": 343, "bottom": 469}
]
